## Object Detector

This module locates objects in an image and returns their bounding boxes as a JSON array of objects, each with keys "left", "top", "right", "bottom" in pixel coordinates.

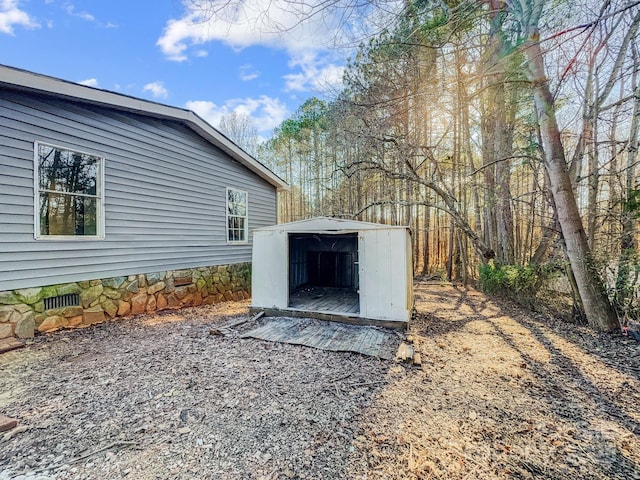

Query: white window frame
[
  {"left": 34, "top": 141, "right": 105, "bottom": 240},
  {"left": 226, "top": 187, "right": 248, "bottom": 245}
]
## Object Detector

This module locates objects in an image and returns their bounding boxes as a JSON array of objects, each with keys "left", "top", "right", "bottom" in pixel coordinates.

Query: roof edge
[
  {"left": 0, "top": 64, "right": 288, "bottom": 191},
  {"left": 255, "top": 216, "right": 411, "bottom": 232}
]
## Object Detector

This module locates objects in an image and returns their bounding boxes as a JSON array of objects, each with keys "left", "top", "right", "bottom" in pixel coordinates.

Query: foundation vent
[{"left": 44, "top": 293, "right": 80, "bottom": 310}]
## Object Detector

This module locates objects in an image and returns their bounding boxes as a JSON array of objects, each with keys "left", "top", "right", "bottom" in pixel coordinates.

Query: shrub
[
  {"left": 479, "top": 262, "right": 537, "bottom": 293},
  {"left": 478, "top": 262, "right": 553, "bottom": 308}
]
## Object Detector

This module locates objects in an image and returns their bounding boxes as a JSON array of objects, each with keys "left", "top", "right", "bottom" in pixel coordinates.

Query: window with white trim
[
  {"left": 35, "top": 142, "right": 104, "bottom": 239},
  {"left": 226, "top": 187, "right": 248, "bottom": 243}
]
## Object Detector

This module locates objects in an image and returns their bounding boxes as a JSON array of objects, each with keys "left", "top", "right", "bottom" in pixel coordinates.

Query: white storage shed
[{"left": 250, "top": 217, "right": 413, "bottom": 328}]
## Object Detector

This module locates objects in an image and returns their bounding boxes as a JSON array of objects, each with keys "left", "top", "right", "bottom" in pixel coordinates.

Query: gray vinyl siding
[{"left": 0, "top": 90, "right": 277, "bottom": 291}]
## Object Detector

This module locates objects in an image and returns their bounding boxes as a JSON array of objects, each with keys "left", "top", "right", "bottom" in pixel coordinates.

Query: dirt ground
[{"left": 1, "top": 280, "right": 639, "bottom": 479}]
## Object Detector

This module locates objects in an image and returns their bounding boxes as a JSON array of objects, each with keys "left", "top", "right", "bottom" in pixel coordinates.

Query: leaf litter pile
[{"left": 1, "top": 280, "right": 639, "bottom": 479}]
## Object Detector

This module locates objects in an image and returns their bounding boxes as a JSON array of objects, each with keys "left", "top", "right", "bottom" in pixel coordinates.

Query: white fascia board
[{"left": 0, "top": 65, "right": 288, "bottom": 191}]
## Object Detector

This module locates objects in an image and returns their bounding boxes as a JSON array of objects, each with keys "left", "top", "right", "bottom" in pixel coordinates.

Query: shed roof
[
  {"left": 0, "top": 64, "right": 288, "bottom": 191},
  {"left": 255, "top": 217, "right": 410, "bottom": 233}
]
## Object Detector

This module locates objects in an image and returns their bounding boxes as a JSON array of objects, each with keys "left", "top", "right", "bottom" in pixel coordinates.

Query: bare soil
[{"left": 1, "top": 281, "right": 639, "bottom": 479}]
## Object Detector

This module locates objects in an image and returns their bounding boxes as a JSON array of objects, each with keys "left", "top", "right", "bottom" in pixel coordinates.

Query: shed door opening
[{"left": 288, "top": 233, "right": 359, "bottom": 314}]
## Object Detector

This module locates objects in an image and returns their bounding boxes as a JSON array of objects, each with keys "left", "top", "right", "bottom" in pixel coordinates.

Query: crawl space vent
[{"left": 44, "top": 293, "right": 80, "bottom": 310}]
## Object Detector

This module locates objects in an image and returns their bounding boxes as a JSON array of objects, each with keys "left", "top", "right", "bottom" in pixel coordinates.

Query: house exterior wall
[
  {"left": 0, "top": 263, "right": 252, "bottom": 339},
  {"left": 0, "top": 89, "right": 277, "bottom": 292}
]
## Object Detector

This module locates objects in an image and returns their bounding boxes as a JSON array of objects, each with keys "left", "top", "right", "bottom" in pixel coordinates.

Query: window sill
[{"left": 35, "top": 235, "right": 105, "bottom": 241}]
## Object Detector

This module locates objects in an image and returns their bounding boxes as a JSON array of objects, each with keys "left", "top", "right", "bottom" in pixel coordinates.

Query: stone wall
[{"left": 0, "top": 263, "right": 251, "bottom": 339}]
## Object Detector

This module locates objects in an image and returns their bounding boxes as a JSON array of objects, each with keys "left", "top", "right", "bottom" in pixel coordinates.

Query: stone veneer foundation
[{"left": 0, "top": 263, "right": 251, "bottom": 340}]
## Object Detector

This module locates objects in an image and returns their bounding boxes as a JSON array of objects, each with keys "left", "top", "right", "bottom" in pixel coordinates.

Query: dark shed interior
[{"left": 288, "top": 233, "right": 359, "bottom": 313}]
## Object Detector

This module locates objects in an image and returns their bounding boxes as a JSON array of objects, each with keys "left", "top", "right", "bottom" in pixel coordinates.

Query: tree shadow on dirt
[
  {"left": 494, "top": 316, "right": 639, "bottom": 478},
  {"left": 414, "top": 283, "right": 640, "bottom": 383},
  {"left": 409, "top": 282, "right": 640, "bottom": 479},
  {"left": 412, "top": 284, "right": 493, "bottom": 337}
]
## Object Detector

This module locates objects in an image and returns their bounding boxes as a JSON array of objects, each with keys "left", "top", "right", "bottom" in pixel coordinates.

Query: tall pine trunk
[
  {"left": 615, "top": 48, "right": 640, "bottom": 310},
  {"left": 524, "top": 30, "right": 619, "bottom": 332}
]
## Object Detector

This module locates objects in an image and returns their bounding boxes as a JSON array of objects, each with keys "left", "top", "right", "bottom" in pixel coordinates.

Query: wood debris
[
  {"left": 0, "top": 337, "right": 23, "bottom": 355},
  {"left": 412, "top": 352, "right": 422, "bottom": 366},
  {"left": 242, "top": 317, "right": 400, "bottom": 359},
  {"left": 396, "top": 339, "right": 423, "bottom": 366},
  {"left": 2, "top": 425, "right": 28, "bottom": 441},
  {"left": 395, "top": 342, "right": 414, "bottom": 362},
  {"left": 209, "top": 310, "right": 263, "bottom": 336},
  {"left": 0, "top": 415, "right": 17, "bottom": 432}
]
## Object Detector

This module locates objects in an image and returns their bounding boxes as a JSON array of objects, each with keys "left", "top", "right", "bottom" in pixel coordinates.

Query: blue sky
[{"left": 0, "top": 0, "right": 352, "bottom": 138}]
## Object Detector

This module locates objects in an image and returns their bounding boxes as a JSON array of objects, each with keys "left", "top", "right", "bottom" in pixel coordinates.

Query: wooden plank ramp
[
  {"left": 241, "top": 317, "right": 402, "bottom": 360},
  {"left": 249, "top": 306, "right": 407, "bottom": 330}
]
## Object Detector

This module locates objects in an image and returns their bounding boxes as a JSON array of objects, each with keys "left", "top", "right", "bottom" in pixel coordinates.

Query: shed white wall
[
  {"left": 251, "top": 224, "right": 412, "bottom": 323},
  {"left": 359, "top": 229, "right": 412, "bottom": 322},
  {"left": 251, "top": 230, "right": 288, "bottom": 309}
]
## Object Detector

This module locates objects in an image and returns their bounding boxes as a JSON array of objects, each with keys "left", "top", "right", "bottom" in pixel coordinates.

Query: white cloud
[
  {"left": 78, "top": 78, "right": 98, "bottom": 87},
  {"left": 156, "top": 1, "right": 352, "bottom": 94},
  {"left": 241, "top": 72, "right": 259, "bottom": 81},
  {"left": 239, "top": 64, "right": 259, "bottom": 82},
  {"left": 187, "top": 96, "right": 287, "bottom": 134},
  {"left": 0, "top": 0, "right": 39, "bottom": 35},
  {"left": 156, "top": 0, "right": 342, "bottom": 62},
  {"left": 284, "top": 52, "right": 344, "bottom": 93},
  {"left": 63, "top": 2, "right": 116, "bottom": 28},
  {"left": 63, "top": 3, "right": 94, "bottom": 22},
  {"left": 143, "top": 81, "right": 169, "bottom": 99}
]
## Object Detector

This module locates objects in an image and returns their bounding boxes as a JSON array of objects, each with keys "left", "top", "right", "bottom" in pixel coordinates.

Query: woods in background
[{"left": 215, "top": 0, "right": 640, "bottom": 331}]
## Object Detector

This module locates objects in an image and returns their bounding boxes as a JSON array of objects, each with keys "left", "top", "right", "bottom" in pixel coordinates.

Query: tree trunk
[
  {"left": 423, "top": 205, "right": 430, "bottom": 275},
  {"left": 447, "top": 220, "right": 455, "bottom": 281},
  {"left": 483, "top": 0, "right": 515, "bottom": 264},
  {"left": 615, "top": 47, "right": 640, "bottom": 310},
  {"left": 587, "top": 112, "right": 599, "bottom": 249},
  {"left": 495, "top": 86, "right": 516, "bottom": 264},
  {"left": 524, "top": 31, "right": 619, "bottom": 332}
]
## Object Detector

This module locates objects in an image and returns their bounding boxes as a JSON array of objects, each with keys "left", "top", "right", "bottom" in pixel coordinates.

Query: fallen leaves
[
  {"left": 2, "top": 284, "right": 640, "bottom": 479},
  {"left": 347, "top": 281, "right": 640, "bottom": 480},
  {"left": 0, "top": 304, "right": 390, "bottom": 479}
]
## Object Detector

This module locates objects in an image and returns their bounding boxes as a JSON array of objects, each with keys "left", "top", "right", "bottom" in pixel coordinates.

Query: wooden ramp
[{"left": 241, "top": 317, "right": 401, "bottom": 360}]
